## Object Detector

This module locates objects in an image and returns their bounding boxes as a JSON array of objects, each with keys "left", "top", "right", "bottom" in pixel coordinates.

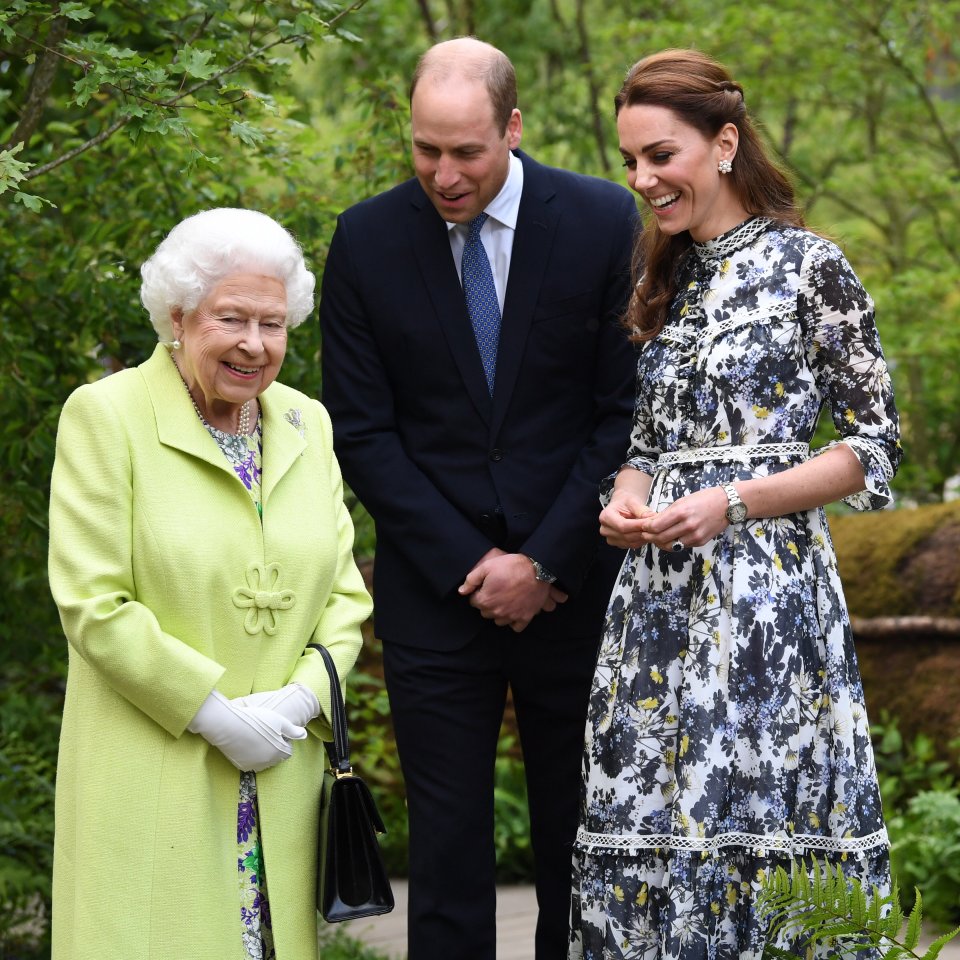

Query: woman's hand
[
  {"left": 637, "top": 486, "right": 730, "bottom": 551},
  {"left": 599, "top": 491, "right": 657, "bottom": 549},
  {"left": 239, "top": 683, "right": 320, "bottom": 728},
  {"left": 188, "top": 690, "right": 307, "bottom": 772}
]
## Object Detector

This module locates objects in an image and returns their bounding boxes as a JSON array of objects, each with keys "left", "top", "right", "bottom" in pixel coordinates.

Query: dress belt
[{"left": 654, "top": 441, "right": 809, "bottom": 470}]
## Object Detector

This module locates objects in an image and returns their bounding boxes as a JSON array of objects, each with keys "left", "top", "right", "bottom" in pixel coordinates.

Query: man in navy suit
[{"left": 319, "top": 37, "right": 637, "bottom": 959}]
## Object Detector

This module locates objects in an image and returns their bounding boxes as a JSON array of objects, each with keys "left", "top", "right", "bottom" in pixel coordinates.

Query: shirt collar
[{"left": 447, "top": 153, "right": 524, "bottom": 232}]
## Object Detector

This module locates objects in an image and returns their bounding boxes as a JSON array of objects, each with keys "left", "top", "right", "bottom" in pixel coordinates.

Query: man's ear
[{"left": 506, "top": 109, "right": 523, "bottom": 150}]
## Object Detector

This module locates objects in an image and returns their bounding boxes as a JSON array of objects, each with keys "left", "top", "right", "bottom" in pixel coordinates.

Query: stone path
[
  {"left": 338, "top": 880, "right": 960, "bottom": 960},
  {"left": 337, "top": 880, "right": 534, "bottom": 960}
]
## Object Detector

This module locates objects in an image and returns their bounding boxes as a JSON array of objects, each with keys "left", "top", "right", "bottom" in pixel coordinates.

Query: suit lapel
[
  {"left": 490, "top": 156, "right": 559, "bottom": 439},
  {"left": 409, "top": 193, "right": 494, "bottom": 423}
]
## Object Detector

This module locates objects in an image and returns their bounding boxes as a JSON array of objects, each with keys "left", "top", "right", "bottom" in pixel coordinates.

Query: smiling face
[
  {"left": 617, "top": 103, "right": 747, "bottom": 242},
  {"left": 171, "top": 273, "right": 287, "bottom": 432},
  {"left": 411, "top": 73, "right": 522, "bottom": 224}
]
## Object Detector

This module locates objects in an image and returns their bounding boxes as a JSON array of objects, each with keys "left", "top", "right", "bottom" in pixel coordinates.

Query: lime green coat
[{"left": 48, "top": 344, "right": 372, "bottom": 960}]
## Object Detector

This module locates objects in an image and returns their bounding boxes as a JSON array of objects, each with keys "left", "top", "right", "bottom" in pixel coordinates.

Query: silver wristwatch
[
  {"left": 722, "top": 482, "right": 747, "bottom": 524},
  {"left": 527, "top": 556, "right": 557, "bottom": 584}
]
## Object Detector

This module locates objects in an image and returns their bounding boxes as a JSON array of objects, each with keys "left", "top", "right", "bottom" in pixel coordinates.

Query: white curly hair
[{"left": 140, "top": 208, "right": 315, "bottom": 340}]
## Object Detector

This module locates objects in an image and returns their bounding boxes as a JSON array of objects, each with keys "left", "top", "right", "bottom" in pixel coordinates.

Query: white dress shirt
[{"left": 446, "top": 153, "right": 524, "bottom": 314}]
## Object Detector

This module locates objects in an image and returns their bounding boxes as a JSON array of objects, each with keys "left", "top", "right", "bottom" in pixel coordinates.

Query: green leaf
[
  {"left": 762, "top": 947, "right": 798, "bottom": 960},
  {"left": 230, "top": 120, "right": 266, "bottom": 147},
  {"left": 177, "top": 45, "right": 217, "bottom": 81},
  {"left": 904, "top": 890, "right": 922, "bottom": 951},
  {"left": 13, "top": 191, "right": 55, "bottom": 211},
  {"left": 924, "top": 926, "right": 960, "bottom": 960},
  {"left": 58, "top": 3, "right": 94, "bottom": 21}
]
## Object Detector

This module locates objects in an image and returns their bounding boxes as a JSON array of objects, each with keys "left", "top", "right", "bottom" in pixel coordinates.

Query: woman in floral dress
[{"left": 570, "top": 50, "right": 901, "bottom": 959}]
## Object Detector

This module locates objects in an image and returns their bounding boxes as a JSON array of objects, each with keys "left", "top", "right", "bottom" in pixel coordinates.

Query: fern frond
[
  {"left": 887, "top": 887, "right": 905, "bottom": 935},
  {"left": 851, "top": 878, "right": 867, "bottom": 929},
  {"left": 761, "top": 947, "right": 798, "bottom": 960},
  {"left": 757, "top": 855, "right": 960, "bottom": 960},
  {"left": 924, "top": 925, "right": 960, "bottom": 960},
  {"left": 904, "top": 891, "right": 923, "bottom": 952}
]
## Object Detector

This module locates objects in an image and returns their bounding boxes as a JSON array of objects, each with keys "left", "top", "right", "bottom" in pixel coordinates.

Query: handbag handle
[{"left": 306, "top": 643, "right": 353, "bottom": 776}]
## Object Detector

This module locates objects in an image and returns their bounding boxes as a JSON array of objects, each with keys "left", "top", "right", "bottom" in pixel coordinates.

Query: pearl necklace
[{"left": 171, "top": 351, "right": 252, "bottom": 436}]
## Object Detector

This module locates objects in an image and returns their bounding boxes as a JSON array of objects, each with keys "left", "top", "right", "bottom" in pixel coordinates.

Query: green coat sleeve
[{"left": 48, "top": 384, "right": 224, "bottom": 737}]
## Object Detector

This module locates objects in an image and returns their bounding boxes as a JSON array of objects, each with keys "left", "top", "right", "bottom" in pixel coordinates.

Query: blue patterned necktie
[{"left": 461, "top": 213, "right": 501, "bottom": 394}]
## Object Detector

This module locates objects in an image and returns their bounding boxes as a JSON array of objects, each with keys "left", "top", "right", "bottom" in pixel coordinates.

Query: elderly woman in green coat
[{"left": 48, "top": 208, "right": 372, "bottom": 960}]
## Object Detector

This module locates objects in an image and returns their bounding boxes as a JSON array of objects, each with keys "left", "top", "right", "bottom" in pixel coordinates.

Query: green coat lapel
[
  {"left": 259, "top": 386, "right": 307, "bottom": 507},
  {"left": 139, "top": 342, "right": 308, "bottom": 506},
  {"left": 140, "top": 343, "right": 237, "bottom": 478}
]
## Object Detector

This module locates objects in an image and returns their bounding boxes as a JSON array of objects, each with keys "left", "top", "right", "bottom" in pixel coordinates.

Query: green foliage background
[{"left": 1, "top": 0, "right": 958, "bottom": 954}]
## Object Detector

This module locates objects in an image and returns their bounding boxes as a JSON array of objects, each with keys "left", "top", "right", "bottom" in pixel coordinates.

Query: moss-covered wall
[
  {"left": 831, "top": 502, "right": 960, "bottom": 752},
  {"left": 830, "top": 501, "right": 960, "bottom": 618}
]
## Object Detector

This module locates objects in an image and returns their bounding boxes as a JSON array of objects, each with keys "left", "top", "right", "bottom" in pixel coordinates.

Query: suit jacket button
[{"left": 489, "top": 448, "right": 504, "bottom": 462}]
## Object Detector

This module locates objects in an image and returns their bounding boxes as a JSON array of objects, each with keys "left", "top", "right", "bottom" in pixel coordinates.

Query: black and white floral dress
[{"left": 570, "top": 217, "right": 902, "bottom": 960}]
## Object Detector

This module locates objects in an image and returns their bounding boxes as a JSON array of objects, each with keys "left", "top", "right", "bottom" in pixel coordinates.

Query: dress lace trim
[
  {"left": 694, "top": 216, "right": 772, "bottom": 261},
  {"left": 576, "top": 825, "right": 889, "bottom": 856},
  {"left": 654, "top": 441, "right": 809, "bottom": 469}
]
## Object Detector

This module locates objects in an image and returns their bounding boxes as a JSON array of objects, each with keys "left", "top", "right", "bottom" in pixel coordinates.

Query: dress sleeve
[
  {"left": 799, "top": 239, "right": 902, "bottom": 510},
  {"left": 599, "top": 353, "right": 660, "bottom": 506}
]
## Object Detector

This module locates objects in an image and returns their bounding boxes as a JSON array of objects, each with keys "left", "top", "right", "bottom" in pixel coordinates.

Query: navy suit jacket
[{"left": 320, "top": 150, "right": 638, "bottom": 650}]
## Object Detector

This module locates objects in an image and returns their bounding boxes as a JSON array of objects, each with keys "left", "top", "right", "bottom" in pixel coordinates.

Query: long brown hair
[{"left": 616, "top": 49, "right": 803, "bottom": 340}]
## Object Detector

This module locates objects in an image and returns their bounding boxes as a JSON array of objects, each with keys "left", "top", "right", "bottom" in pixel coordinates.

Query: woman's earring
[
  {"left": 718, "top": 158, "right": 733, "bottom": 174},
  {"left": 172, "top": 338, "right": 181, "bottom": 350}
]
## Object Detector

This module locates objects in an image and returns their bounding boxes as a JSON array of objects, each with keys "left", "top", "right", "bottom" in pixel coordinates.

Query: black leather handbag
[{"left": 307, "top": 643, "right": 395, "bottom": 923}]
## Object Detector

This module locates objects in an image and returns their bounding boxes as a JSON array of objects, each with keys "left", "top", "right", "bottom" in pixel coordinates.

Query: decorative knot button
[{"left": 233, "top": 562, "right": 295, "bottom": 635}]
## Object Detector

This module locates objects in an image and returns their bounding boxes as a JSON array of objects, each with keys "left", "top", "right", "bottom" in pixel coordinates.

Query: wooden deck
[{"left": 337, "top": 880, "right": 960, "bottom": 960}]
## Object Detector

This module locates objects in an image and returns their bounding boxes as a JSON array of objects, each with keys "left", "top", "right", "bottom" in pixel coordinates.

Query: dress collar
[{"left": 693, "top": 216, "right": 772, "bottom": 261}]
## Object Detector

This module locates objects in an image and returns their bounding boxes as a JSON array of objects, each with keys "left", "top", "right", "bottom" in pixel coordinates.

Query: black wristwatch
[
  {"left": 527, "top": 556, "right": 557, "bottom": 584},
  {"left": 722, "top": 482, "right": 748, "bottom": 524}
]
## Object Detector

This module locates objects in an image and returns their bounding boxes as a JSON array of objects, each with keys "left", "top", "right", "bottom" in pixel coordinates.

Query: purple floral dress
[
  {"left": 570, "top": 218, "right": 902, "bottom": 959},
  {"left": 204, "top": 416, "right": 276, "bottom": 960}
]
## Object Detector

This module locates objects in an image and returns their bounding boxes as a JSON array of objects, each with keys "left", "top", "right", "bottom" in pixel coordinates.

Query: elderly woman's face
[{"left": 172, "top": 273, "right": 287, "bottom": 426}]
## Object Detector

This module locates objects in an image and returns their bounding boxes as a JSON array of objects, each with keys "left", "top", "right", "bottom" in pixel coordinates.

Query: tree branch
[
  {"left": 850, "top": 9, "right": 960, "bottom": 175},
  {"left": 18, "top": 0, "right": 372, "bottom": 184},
  {"left": 4, "top": 16, "right": 70, "bottom": 151},
  {"left": 23, "top": 115, "right": 128, "bottom": 180},
  {"left": 415, "top": 0, "right": 439, "bottom": 41},
  {"left": 325, "top": 0, "right": 372, "bottom": 29},
  {"left": 573, "top": 0, "right": 610, "bottom": 175},
  {"left": 778, "top": 151, "right": 888, "bottom": 234},
  {"left": 20, "top": 28, "right": 304, "bottom": 182},
  {"left": 926, "top": 200, "right": 960, "bottom": 267}
]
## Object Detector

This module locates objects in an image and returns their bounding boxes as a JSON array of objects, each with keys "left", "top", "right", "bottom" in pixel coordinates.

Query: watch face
[
  {"left": 727, "top": 502, "right": 748, "bottom": 523},
  {"left": 531, "top": 560, "right": 557, "bottom": 583}
]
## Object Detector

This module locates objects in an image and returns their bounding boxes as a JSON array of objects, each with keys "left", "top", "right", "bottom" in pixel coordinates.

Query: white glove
[
  {"left": 238, "top": 683, "right": 321, "bottom": 728},
  {"left": 187, "top": 690, "right": 307, "bottom": 772}
]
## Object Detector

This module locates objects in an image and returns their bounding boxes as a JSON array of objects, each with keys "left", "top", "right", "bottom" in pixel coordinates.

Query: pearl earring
[
  {"left": 172, "top": 338, "right": 181, "bottom": 350},
  {"left": 718, "top": 158, "right": 733, "bottom": 174}
]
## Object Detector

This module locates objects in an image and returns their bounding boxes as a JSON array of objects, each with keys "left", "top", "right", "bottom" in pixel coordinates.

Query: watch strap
[
  {"left": 527, "top": 556, "right": 557, "bottom": 584},
  {"left": 722, "top": 482, "right": 747, "bottom": 523}
]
